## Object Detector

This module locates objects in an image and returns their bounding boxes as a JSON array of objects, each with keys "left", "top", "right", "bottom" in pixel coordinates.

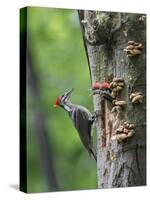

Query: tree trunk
[{"left": 78, "top": 10, "right": 146, "bottom": 188}]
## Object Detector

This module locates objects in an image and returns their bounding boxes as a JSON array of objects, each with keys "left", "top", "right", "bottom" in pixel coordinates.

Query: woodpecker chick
[
  {"left": 92, "top": 81, "right": 111, "bottom": 91},
  {"left": 92, "top": 81, "right": 113, "bottom": 102},
  {"left": 92, "top": 82, "right": 102, "bottom": 90},
  {"left": 54, "top": 88, "right": 97, "bottom": 161}
]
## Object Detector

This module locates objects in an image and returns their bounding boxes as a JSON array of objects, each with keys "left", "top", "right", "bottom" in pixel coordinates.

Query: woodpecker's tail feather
[{"left": 89, "top": 147, "right": 97, "bottom": 162}]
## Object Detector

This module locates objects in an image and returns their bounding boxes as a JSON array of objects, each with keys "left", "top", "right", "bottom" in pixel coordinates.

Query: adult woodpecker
[{"left": 54, "top": 88, "right": 97, "bottom": 161}]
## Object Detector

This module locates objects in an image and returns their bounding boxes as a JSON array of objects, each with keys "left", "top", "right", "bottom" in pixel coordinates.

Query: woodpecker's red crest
[
  {"left": 54, "top": 96, "right": 61, "bottom": 107},
  {"left": 54, "top": 88, "right": 74, "bottom": 108}
]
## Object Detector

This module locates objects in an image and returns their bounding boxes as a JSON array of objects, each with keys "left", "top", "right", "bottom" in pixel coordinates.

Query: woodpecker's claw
[{"left": 90, "top": 111, "right": 101, "bottom": 123}]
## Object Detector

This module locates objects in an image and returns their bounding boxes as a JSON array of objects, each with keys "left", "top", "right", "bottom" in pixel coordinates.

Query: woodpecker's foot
[
  {"left": 90, "top": 115, "right": 96, "bottom": 123},
  {"left": 89, "top": 112, "right": 98, "bottom": 124},
  {"left": 91, "top": 110, "right": 101, "bottom": 122}
]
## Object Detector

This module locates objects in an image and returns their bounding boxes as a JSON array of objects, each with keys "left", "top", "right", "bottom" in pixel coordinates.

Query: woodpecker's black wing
[{"left": 70, "top": 105, "right": 97, "bottom": 161}]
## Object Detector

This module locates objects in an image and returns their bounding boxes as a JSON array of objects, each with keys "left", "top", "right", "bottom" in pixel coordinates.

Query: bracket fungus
[
  {"left": 112, "top": 122, "right": 136, "bottom": 143},
  {"left": 112, "top": 100, "right": 127, "bottom": 108},
  {"left": 130, "top": 92, "right": 143, "bottom": 103},
  {"left": 110, "top": 78, "right": 125, "bottom": 98},
  {"left": 111, "top": 100, "right": 126, "bottom": 115},
  {"left": 124, "top": 41, "right": 144, "bottom": 57}
]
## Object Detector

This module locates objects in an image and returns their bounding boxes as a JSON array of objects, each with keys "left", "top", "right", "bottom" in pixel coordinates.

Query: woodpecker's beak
[
  {"left": 54, "top": 88, "right": 74, "bottom": 108},
  {"left": 53, "top": 104, "right": 58, "bottom": 108},
  {"left": 64, "top": 88, "right": 74, "bottom": 101}
]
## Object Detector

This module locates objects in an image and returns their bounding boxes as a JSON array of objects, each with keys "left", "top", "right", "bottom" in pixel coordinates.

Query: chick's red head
[
  {"left": 92, "top": 82, "right": 102, "bottom": 89},
  {"left": 101, "top": 82, "right": 110, "bottom": 89}
]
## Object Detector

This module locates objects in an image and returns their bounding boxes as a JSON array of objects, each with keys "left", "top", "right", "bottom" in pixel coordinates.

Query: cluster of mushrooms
[
  {"left": 112, "top": 122, "right": 135, "bottom": 143},
  {"left": 130, "top": 92, "right": 143, "bottom": 103},
  {"left": 124, "top": 41, "right": 144, "bottom": 57},
  {"left": 110, "top": 78, "right": 125, "bottom": 98},
  {"left": 110, "top": 76, "right": 144, "bottom": 142},
  {"left": 91, "top": 40, "right": 144, "bottom": 143},
  {"left": 111, "top": 99, "right": 127, "bottom": 113}
]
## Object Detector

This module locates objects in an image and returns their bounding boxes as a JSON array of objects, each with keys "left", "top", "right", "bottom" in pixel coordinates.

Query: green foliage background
[{"left": 25, "top": 7, "right": 96, "bottom": 192}]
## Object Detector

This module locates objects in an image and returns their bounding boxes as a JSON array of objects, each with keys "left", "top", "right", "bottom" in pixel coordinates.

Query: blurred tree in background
[{"left": 25, "top": 7, "right": 96, "bottom": 193}]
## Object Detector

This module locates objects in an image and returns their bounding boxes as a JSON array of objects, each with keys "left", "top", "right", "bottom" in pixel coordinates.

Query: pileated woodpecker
[{"left": 54, "top": 88, "right": 97, "bottom": 161}]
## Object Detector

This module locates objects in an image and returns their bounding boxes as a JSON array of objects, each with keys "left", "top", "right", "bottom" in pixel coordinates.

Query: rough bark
[{"left": 78, "top": 10, "right": 146, "bottom": 188}]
